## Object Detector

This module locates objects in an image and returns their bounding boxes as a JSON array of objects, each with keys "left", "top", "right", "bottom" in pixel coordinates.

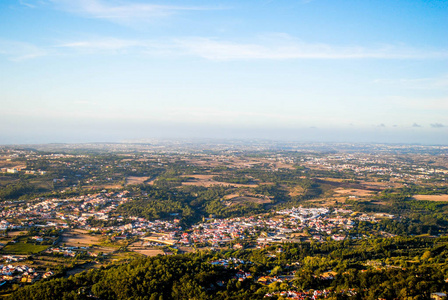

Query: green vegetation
[
  {"left": 1, "top": 242, "right": 49, "bottom": 255},
  {"left": 2, "top": 144, "right": 448, "bottom": 299},
  {"left": 7, "top": 236, "right": 448, "bottom": 300}
]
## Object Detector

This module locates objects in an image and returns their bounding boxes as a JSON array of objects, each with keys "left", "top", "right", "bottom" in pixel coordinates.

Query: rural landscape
[
  {"left": 0, "top": 141, "right": 447, "bottom": 299},
  {"left": 1, "top": 0, "right": 447, "bottom": 299}
]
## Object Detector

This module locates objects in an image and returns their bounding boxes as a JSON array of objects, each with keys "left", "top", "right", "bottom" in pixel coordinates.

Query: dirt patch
[
  {"left": 61, "top": 229, "right": 101, "bottom": 248},
  {"left": 291, "top": 232, "right": 309, "bottom": 237},
  {"left": 126, "top": 176, "right": 152, "bottom": 185},
  {"left": 224, "top": 193, "right": 241, "bottom": 200},
  {"left": 334, "top": 188, "right": 374, "bottom": 197},
  {"left": 413, "top": 194, "right": 448, "bottom": 202},
  {"left": 131, "top": 249, "right": 164, "bottom": 256},
  {"left": 6, "top": 231, "right": 26, "bottom": 237}
]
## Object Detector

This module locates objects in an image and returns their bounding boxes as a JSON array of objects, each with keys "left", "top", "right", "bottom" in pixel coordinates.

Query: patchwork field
[
  {"left": 181, "top": 174, "right": 257, "bottom": 188},
  {"left": 413, "top": 194, "right": 448, "bottom": 202}
]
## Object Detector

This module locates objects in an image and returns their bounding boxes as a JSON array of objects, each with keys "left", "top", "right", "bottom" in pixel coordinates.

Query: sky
[{"left": 0, "top": 0, "right": 447, "bottom": 145}]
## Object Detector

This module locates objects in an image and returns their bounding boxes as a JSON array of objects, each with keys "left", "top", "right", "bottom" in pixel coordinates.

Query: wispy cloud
[
  {"left": 55, "top": 38, "right": 178, "bottom": 58},
  {"left": 374, "top": 74, "right": 448, "bottom": 90},
  {"left": 6, "top": 34, "right": 448, "bottom": 62},
  {"left": 0, "top": 40, "right": 47, "bottom": 61},
  {"left": 54, "top": 35, "right": 448, "bottom": 61},
  {"left": 412, "top": 123, "right": 422, "bottom": 128},
  {"left": 173, "top": 36, "right": 448, "bottom": 60},
  {"left": 430, "top": 123, "right": 446, "bottom": 128},
  {"left": 48, "top": 0, "right": 220, "bottom": 23},
  {"left": 18, "top": 0, "right": 38, "bottom": 8},
  {"left": 57, "top": 38, "right": 146, "bottom": 53}
]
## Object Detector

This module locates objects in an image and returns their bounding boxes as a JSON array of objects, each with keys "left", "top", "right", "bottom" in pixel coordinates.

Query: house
[
  {"left": 7, "top": 168, "right": 18, "bottom": 174},
  {"left": 233, "top": 243, "right": 243, "bottom": 249},
  {"left": 431, "top": 293, "right": 447, "bottom": 300}
]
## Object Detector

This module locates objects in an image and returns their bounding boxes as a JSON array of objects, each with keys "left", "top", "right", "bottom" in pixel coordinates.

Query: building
[{"left": 431, "top": 293, "right": 447, "bottom": 300}]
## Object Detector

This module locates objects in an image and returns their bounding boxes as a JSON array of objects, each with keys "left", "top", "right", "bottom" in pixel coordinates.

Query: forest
[{"left": 7, "top": 236, "right": 448, "bottom": 300}]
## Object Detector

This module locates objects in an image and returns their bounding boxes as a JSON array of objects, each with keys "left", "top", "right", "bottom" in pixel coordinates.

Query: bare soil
[
  {"left": 61, "top": 229, "right": 101, "bottom": 247},
  {"left": 126, "top": 176, "right": 152, "bottom": 185},
  {"left": 130, "top": 249, "right": 164, "bottom": 257},
  {"left": 413, "top": 194, "right": 448, "bottom": 201}
]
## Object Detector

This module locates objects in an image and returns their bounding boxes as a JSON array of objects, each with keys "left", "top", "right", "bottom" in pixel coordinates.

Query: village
[
  {"left": 0, "top": 187, "right": 394, "bottom": 289},
  {"left": 0, "top": 191, "right": 391, "bottom": 250}
]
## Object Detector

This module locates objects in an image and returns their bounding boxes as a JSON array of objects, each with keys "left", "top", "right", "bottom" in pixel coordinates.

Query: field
[
  {"left": 62, "top": 229, "right": 101, "bottom": 247},
  {"left": 413, "top": 194, "right": 448, "bottom": 202},
  {"left": 333, "top": 188, "right": 375, "bottom": 197},
  {"left": 0, "top": 176, "right": 19, "bottom": 187},
  {"left": 181, "top": 174, "right": 257, "bottom": 188},
  {"left": 7, "top": 231, "right": 27, "bottom": 237},
  {"left": 126, "top": 176, "right": 152, "bottom": 185},
  {"left": 61, "top": 230, "right": 117, "bottom": 255},
  {"left": 1, "top": 242, "right": 49, "bottom": 254},
  {"left": 130, "top": 248, "right": 164, "bottom": 257}
]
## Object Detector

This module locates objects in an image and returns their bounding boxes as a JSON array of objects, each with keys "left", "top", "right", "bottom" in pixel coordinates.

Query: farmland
[{"left": 0, "top": 142, "right": 448, "bottom": 298}]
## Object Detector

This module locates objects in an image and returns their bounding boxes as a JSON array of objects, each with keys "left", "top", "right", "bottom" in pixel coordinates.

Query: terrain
[{"left": 0, "top": 141, "right": 447, "bottom": 299}]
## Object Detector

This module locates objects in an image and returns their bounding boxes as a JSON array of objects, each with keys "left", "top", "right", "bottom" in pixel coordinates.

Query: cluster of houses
[
  {"left": 44, "top": 246, "right": 99, "bottom": 258},
  {"left": 0, "top": 192, "right": 131, "bottom": 230},
  {"left": 0, "top": 186, "right": 391, "bottom": 252},
  {"left": 265, "top": 289, "right": 357, "bottom": 299},
  {"left": 180, "top": 207, "right": 381, "bottom": 247},
  {"left": 0, "top": 166, "right": 46, "bottom": 175},
  {"left": 209, "top": 258, "right": 249, "bottom": 268},
  {"left": 0, "top": 264, "right": 53, "bottom": 284},
  {"left": 302, "top": 153, "right": 447, "bottom": 182}
]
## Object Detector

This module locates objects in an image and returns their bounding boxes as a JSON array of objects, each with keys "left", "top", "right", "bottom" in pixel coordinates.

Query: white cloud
[
  {"left": 48, "top": 0, "right": 220, "bottom": 23},
  {"left": 6, "top": 34, "right": 448, "bottom": 63},
  {"left": 0, "top": 40, "right": 47, "bottom": 61},
  {"left": 374, "top": 74, "right": 448, "bottom": 90},
  {"left": 18, "top": 0, "right": 37, "bottom": 8},
  {"left": 173, "top": 36, "right": 448, "bottom": 60},
  {"left": 56, "top": 38, "right": 147, "bottom": 54},
  {"left": 54, "top": 35, "right": 448, "bottom": 61}
]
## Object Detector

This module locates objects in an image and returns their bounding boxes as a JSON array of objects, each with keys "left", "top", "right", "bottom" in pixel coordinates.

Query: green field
[{"left": 1, "top": 242, "right": 49, "bottom": 254}]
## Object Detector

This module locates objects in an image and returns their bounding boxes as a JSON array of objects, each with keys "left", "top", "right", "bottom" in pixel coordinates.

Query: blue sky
[{"left": 1, "top": 0, "right": 447, "bottom": 144}]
